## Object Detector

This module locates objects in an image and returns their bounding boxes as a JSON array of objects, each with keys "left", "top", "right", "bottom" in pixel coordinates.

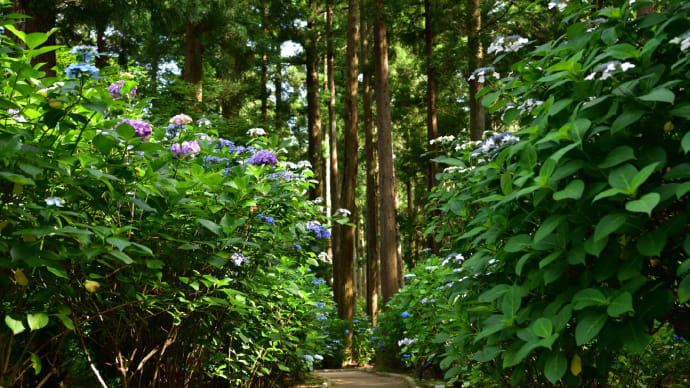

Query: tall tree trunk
[
  {"left": 425, "top": 0, "right": 441, "bottom": 254},
  {"left": 327, "top": 1, "right": 341, "bottom": 296},
  {"left": 260, "top": 6, "right": 269, "bottom": 126},
  {"left": 468, "top": 0, "right": 485, "bottom": 140},
  {"left": 374, "top": 0, "right": 400, "bottom": 305},
  {"left": 183, "top": 20, "right": 203, "bottom": 105},
  {"left": 338, "top": 0, "right": 360, "bottom": 357},
  {"left": 306, "top": 3, "right": 323, "bottom": 201},
  {"left": 361, "top": 2, "right": 379, "bottom": 324},
  {"left": 275, "top": 62, "right": 283, "bottom": 133},
  {"left": 96, "top": 26, "right": 108, "bottom": 68},
  {"left": 13, "top": 0, "right": 57, "bottom": 77}
]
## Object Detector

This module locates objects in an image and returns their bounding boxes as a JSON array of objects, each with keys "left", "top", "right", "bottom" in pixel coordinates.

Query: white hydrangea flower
[
  {"left": 670, "top": 32, "right": 690, "bottom": 52},
  {"left": 247, "top": 127, "right": 266, "bottom": 136},
  {"left": 429, "top": 135, "right": 456, "bottom": 145},
  {"left": 468, "top": 66, "right": 500, "bottom": 84},
  {"left": 45, "top": 197, "right": 65, "bottom": 207},
  {"left": 585, "top": 61, "right": 636, "bottom": 81},
  {"left": 488, "top": 35, "right": 529, "bottom": 54},
  {"left": 297, "top": 160, "right": 312, "bottom": 169},
  {"left": 548, "top": 0, "right": 568, "bottom": 12},
  {"left": 517, "top": 99, "right": 544, "bottom": 114},
  {"left": 334, "top": 208, "right": 352, "bottom": 217}
]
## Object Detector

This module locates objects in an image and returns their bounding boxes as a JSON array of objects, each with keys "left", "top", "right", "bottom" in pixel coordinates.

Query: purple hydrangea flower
[
  {"left": 171, "top": 140, "right": 200, "bottom": 159},
  {"left": 108, "top": 80, "right": 137, "bottom": 99},
  {"left": 306, "top": 221, "right": 331, "bottom": 239},
  {"left": 231, "top": 252, "right": 248, "bottom": 266},
  {"left": 115, "top": 119, "right": 152, "bottom": 141},
  {"left": 247, "top": 150, "right": 278, "bottom": 166}
]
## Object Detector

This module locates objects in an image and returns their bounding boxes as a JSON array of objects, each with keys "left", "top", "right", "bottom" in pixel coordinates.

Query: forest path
[{"left": 312, "top": 368, "right": 413, "bottom": 387}]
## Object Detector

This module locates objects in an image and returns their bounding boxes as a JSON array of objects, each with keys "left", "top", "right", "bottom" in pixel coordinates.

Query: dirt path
[{"left": 313, "top": 368, "right": 412, "bottom": 387}]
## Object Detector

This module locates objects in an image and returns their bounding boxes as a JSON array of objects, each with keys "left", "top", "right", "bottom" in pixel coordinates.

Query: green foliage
[
  {"left": 424, "top": 0, "right": 690, "bottom": 385},
  {"left": 0, "top": 15, "right": 336, "bottom": 387}
]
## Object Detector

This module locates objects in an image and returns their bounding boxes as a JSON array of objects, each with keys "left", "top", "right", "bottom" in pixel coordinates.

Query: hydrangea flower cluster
[
  {"left": 247, "top": 127, "right": 266, "bottom": 136},
  {"left": 203, "top": 156, "right": 229, "bottom": 168},
  {"left": 548, "top": 0, "right": 568, "bottom": 12},
  {"left": 420, "top": 297, "right": 435, "bottom": 304},
  {"left": 45, "top": 197, "right": 65, "bottom": 207},
  {"left": 115, "top": 119, "right": 152, "bottom": 141},
  {"left": 584, "top": 61, "right": 635, "bottom": 81},
  {"left": 171, "top": 140, "right": 200, "bottom": 159},
  {"left": 257, "top": 214, "right": 275, "bottom": 225},
  {"left": 442, "top": 253, "right": 465, "bottom": 266},
  {"left": 70, "top": 45, "right": 98, "bottom": 62},
  {"left": 468, "top": 66, "right": 500, "bottom": 83},
  {"left": 472, "top": 132, "right": 520, "bottom": 158},
  {"left": 170, "top": 114, "right": 193, "bottom": 125},
  {"left": 108, "top": 80, "right": 137, "bottom": 99},
  {"left": 65, "top": 63, "right": 99, "bottom": 79},
  {"left": 670, "top": 32, "right": 690, "bottom": 51},
  {"left": 397, "top": 337, "right": 417, "bottom": 346},
  {"left": 268, "top": 171, "right": 305, "bottom": 182},
  {"left": 487, "top": 35, "right": 529, "bottom": 54},
  {"left": 231, "top": 252, "right": 248, "bottom": 266},
  {"left": 400, "top": 311, "right": 411, "bottom": 318},
  {"left": 197, "top": 118, "right": 211, "bottom": 126},
  {"left": 516, "top": 98, "right": 544, "bottom": 114},
  {"left": 312, "top": 279, "right": 326, "bottom": 285},
  {"left": 247, "top": 150, "right": 278, "bottom": 167},
  {"left": 429, "top": 135, "right": 456, "bottom": 145},
  {"left": 306, "top": 221, "right": 331, "bottom": 239}
]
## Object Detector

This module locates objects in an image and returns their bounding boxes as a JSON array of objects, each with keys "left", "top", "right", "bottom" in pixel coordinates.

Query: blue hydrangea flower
[
  {"left": 402, "top": 353, "right": 411, "bottom": 358},
  {"left": 315, "top": 302, "right": 325, "bottom": 308},
  {"left": 401, "top": 311, "right": 411, "bottom": 318},
  {"left": 316, "top": 315, "right": 328, "bottom": 321},
  {"left": 306, "top": 221, "right": 331, "bottom": 239},
  {"left": 70, "top": 45, "right": 98, "bottom": 61},
  {"left": 312, "top": 279, "right": 326, "bottom": 285},
  {"left": 65, "top": 63, "right": 99, "bottom": 79},
  {"left": 257, "top": 214, "right": 276, "bottom": 225},
  {"left": 332, "top": 339, "right": 340, "bottom": 344},
  {"left": 303, "top": 355, "right": 314, "bottom": 362}
]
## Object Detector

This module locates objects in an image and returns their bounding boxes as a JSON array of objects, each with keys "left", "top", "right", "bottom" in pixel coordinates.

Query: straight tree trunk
[
  {"left": 13, "top": 0, "right": 57, "bottom": 77},
  {"left": 338, "top": 0, "right": 360, "bottom": 356},
  {"left": 183, "top": 20, "right": 203, "bottom": 105},
  {"left": 374, "top": 0, "right": 400, "bottom": 305},
  {"left": 306, "top": 6, "right": 324, "bottom": 201},
  {"left": 260, "top": 6, "right": 269, "bottom": 126},
  {"left": 468, "top": 0, "right": 485, "bottom": 140},
  {"left": 361, "top": 2, "right": 380, "bottom": 325},
  {"left": 425, "top": 0, "right": 441, "bottom": 254},
  {"left": 327, "top": 2, "right": 341, "bottom": 293},
  {"left": 275, "top": 62, "right": 283, "bottom": 133}
]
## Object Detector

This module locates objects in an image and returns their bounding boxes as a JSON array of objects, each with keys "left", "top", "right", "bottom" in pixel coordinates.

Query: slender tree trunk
[
  {"left": 425, "top": 0, "right": 442, "bottom": 254},
  {"left": 260, "top": 6, "right": 269, "bottom": 126},
  {"left": 96, "top": 27, "right": 108, "bottom": 68},
  {"left": 327, "top": 1, "right": 341, "bottom": 297},
  {"left": 183, "top": 20, "right": 203, "bottom": 105},
  {"left": 306, "top": 4, "right": 323, "bottom": 201},
  {"left": 338, "top": 0, "right": 360, "bottom": 357},
  {"left": 361, "top": 2, "right": 380, "bottom": 324},
  {"left": 374, "top": 0, "right": 400, "bottom": 305},
  {"left": 275, "top": 62, "right": 283, "bottom": 133},
  {"left": 468, "top": 0, "right": 485, "bottom": 140}
]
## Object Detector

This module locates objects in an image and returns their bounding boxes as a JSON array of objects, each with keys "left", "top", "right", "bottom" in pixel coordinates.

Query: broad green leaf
[
  {"left": 608, "top": 164, "right": 637, "bottom": 191},
  {"left": 0, "top": 172, "right": 36, "bottom": 186},
  {"left": 544, "top": 352, "right": 567, "bottom": 384},
  {"left": 625, "top": 193, "right": 660, "bottom": 216},
  {"left": 108, "top": 249, "right": 133, "bottom": 264},
  {"left": 532, "top": 318, "right": 553, "bottom": 338},
  {"left": 599, "top": 146, "right": 635, "bottom": 169},
  {"left": 611, "top": 109, "right": 644, "bottom": 134},
  {"left": 473, "top": 346, "right": 502, "bottom": 362},
  {"left": 575, "top": 313, "right": 607, "bottom": 345},
  {"left": 638, "top": 88, "right": 675, "bottom": 104},
  {"left": 594, "top": 213, "right": 627, "bottom": 241},
  {"left": 629, "top": 163, "right": 659, "bottom": 193},
  {"left": 607, "top": 292, "right": 634, "bottom": 317},
  {"left": 116, "top": 123, "right": 135, "bottom": 139},
  {"left": 573, "top": 288, "right": 608, "bottom": 310},
  {"left": 55, "top": 314, "right": 74, "bottom": 330},
  {"left": 682, "top": 132, "right": 690, "bottom": 154},
  {"left": 479, "top": 284, "right": 511, "bottom": 303},
  {"left": 5, "top": 315, "right": 26, "bottom": 335},
  {"left": 502, "top": 285, "right": 523, "bottom": 319},
  {"left": 670, "top": 103, "right": 690, "bottom": 119},
  {"left": 106, "top": 237, "right": 132, "bottom": 251},
  {"left": 620, "top": 320, "right": 651, "bottom": 354},
  {"left": 82, "top": 102, "right": 107, "bottom": 114},
  {"left": 679, "top": 274, "right": 690, "bottom": 304},
  {"left": 605, "top": 43, "right": 639, "bottom": 60},
  {"left": 432, "top": 156, "right": 465, "bottom": 167},
  {"left": 553, "top": 180, "right": 584, "bottom": 200},
  {"left": 534, "top": 215, "right": 563, "bottom": 243},
  {"left": 31, "top": 352, "right": 42, "bottom": 375},
  {"left": 664, "top": 163, "right": 690, "bottom": 180},
  {"left": 27, "top": 313, "right": 49, "bottom": 331},
  {"left": 515, "top": 253, "right": 532, "bottom": 276},
  {"left": 506, "top": 335, "right": 559, "bottom": 368},
  {"left": 505, "top": 234, "right": 531, "bottom": 252},
  {"left": 198, "top": 219, "right": 222, "bottom": 235},
  {"left": 678, "top": 258, "right": 690, "bottom": 277},
  {"left": 637, "top": 229, "right": 666, "bottom": 257}
]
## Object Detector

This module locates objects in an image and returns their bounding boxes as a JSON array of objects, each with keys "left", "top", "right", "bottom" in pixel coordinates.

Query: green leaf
[
  {"left": 5, "top": 315, "right": 26, "bottom": 335},
  {"left": 515, "top": 253, "right": 532, "bottom": 276},
  {"left": 607, "top": 292, "right": 634, "bottom": 317},
  {"left": 594, "top": 213, "right": 627, "bottom": 241},
  {"left": 575, "top": 313, "right": 607, "bottom": 345},
  {"left": 473, "top": 346, "right": 502, "bottom": 362},
  {"left": 0, "top": 172, "right": 36, "bottom": 186},
  {"left": 46, "top": 266, "right": 69, "bottom": 279},
  {"left": 116, "top": 123, "right": 135, "bottom": 139},
  {"left": 27, "top": 313, "right": 49, "bottom": 331},
  {"left": 479, "top": 284, "right": 511, "bottom": 303},
  {"left": 25, "top": 32, "right": 50, "bottom": 49},
  {"left": 664, "top": 163, "right": 690, "bottom": 180},
  {"left": 544, "top": 352, "right": 568, "bottom": 384},
  {"left": 534, "top": 216, "right": 563, "bottom": 243},
  {"left": 106, "top": 237, "right": 132, "bottom": 251},
  {"left": 637, "top": 229, "right": 666, "bottom": 257},
  {"left": 502, "top": 285, "right": 523, "bottom": 319},
  {"left": 670, "top": 103, "right": 690, "bottom": 119},
  {"left": 553, "top": 180, "right": 584, "bottom": 200},
  {"left": 599, "top": 146, "right": 635, "bottom": 169},
  {"left": 679, "top": 274, "right": 690, "bottom": 304},
  {"left": 573, "top": 288, "right": 608, "bottom": 310},
  {"left": 638, "top": 88, "right": 675, "bottom": 104},
  {"left": 532, "top": 318, "right": 553, "bottom": 338},
  {"left": 620, "top": 320, "right": 651, "bottom": 354},
  {"left": 608, "top": 164, "right": 638, "bottom": 191},
  {"left": 505, "top": 234, "right": 531, "bottom": 252},
  {"left": 682, "top": 132, "right": 690, "bottom": 155},
  {"left": 31, "top": 353, "right": 42, "bottom": 375},
  {"left": 611, "top": 109, "right": 644, "bottom": 134},
  {"left": 605, "top": 43, "right": 639, "bottom": 60},
  {"left": 629, "top": 163, "right": 659, "bottom": 193},
  {"left": 678, "top": 259, "right": 690, "bottom": 276},
  {"left": 625, "top": 193, "right": 659, "bottom": 216},
  {"left": 82, "top": 102, "right": 107, "bottom": 114},
  {"left": 55, "top": 314, "right": 75, "bottom": 330},
  {"left": 198, "top": 219, "right": 222, "bottom": 235},
  {"left": 108, "top": 249, "right": 133, "bottom": 264},
  {"left": 432, "top": 156, "right": 465, "bottom": 167}
]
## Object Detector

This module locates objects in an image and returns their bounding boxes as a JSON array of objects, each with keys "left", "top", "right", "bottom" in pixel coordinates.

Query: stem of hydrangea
[{"left": 70, "top": 111, "right": 97, "bottom": 155}]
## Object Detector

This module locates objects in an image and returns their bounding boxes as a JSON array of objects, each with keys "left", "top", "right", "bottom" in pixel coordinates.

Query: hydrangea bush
[
  {"left": 0, "top": 14, "right": 337, "bottom": 387},
  {"left": 425, "top": 0, "right": 690, "bottom": 385}
]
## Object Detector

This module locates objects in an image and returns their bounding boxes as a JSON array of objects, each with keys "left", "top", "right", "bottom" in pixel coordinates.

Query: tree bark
[
  {"left": 338, "top": 0, "right": 360, "bottom": 357},
  {"left": 183, "top": 20, "right": 203, "bottom": 105},
  {"left": 260, "top": 6, "right": 269, "bottom": 126},
  {"left": 374, "top": 0, "right": 400, "bottom": 305},
  {"left": 361, "top": 0, "right": 379, "bottom": 324},
  {"left": 275, "top": 62, "right": 283, "bottom": 133},
  {"left": 306, "top": 4, "right": 324, "bottom": 201},
  {"left": 13, "top": 0, "right": 57, "bottom": 77},
  {"left": 468, "top": 0, "right": 485, "bottom": 140},
  {"left": 425, "top": 0, "right": 441, "bottom": 254}
]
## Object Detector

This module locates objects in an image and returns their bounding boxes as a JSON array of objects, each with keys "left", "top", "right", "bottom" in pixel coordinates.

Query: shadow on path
[{"left": 313, "top": 368, "right": 411, "bottom": 387}]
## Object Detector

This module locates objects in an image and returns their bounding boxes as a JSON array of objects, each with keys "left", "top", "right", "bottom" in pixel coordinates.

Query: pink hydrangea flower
[
  {"left": 171, "top": 140, "right": 200, "bottom": 158},
  {"left": 108, "top": 80, "right": 137, "bottom": 99}
]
